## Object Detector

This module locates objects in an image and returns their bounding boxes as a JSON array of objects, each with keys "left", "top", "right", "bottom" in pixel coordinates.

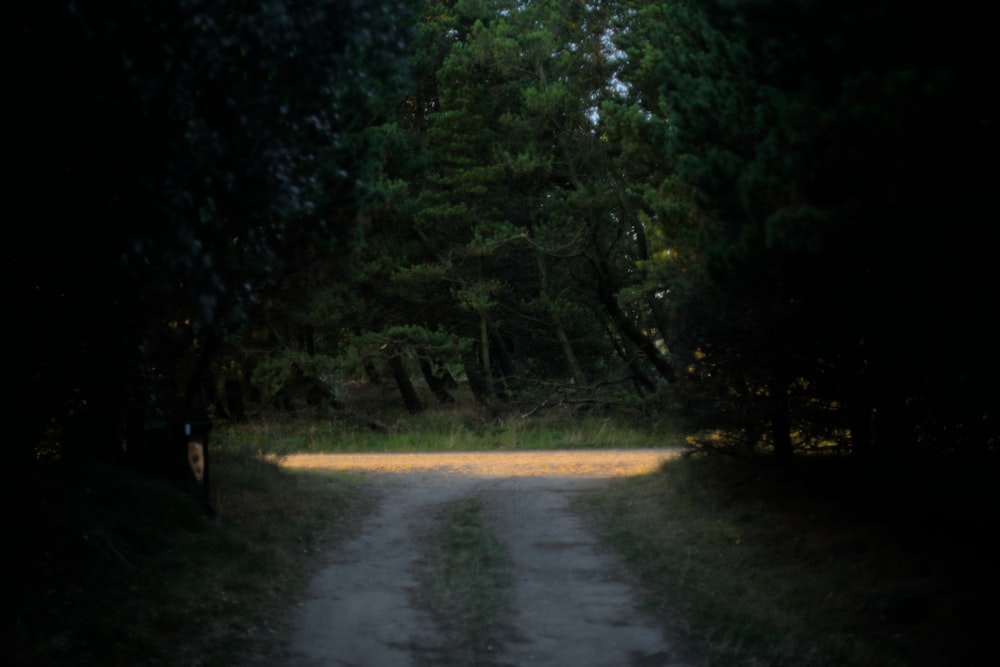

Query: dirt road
[{"left": 270, "top": 450, "right": 697, "bottom": 667}]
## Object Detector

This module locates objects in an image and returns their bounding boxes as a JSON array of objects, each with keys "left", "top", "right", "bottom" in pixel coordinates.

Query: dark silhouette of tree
[
  {"left": 644, "top": 0, "right": 998, "bottom": 461},
  {"left": 12, "top": 0, "right": 419, "bottom": 463}
]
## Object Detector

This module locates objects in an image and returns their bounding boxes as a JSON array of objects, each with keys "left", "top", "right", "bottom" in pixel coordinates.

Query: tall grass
[
  {"left": 216, "top": 379, "right": 683, "bottom": 454},
  {"left": 220, "top": 398, "right": 676, "bottom": 454}
]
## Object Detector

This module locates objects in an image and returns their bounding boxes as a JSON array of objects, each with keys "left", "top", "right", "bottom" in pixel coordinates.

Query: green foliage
[
  {"left": 250, "top": 348, "right": 340, "bottom": 405},
  {"left": 340, "top": 0, "right": 685, "bottom": 406},
  {"left": 342, "top": 325, "right": 470, "bottom": 377}
]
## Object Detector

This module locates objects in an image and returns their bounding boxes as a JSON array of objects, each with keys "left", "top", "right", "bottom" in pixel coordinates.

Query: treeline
[{"left": 14, "top": 0, "right": 997, "bottom": 466}]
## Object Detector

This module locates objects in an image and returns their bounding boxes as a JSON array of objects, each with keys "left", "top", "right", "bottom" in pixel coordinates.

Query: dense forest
[{"left": 13, "top": 0, "right": 997, "bottom": 468}]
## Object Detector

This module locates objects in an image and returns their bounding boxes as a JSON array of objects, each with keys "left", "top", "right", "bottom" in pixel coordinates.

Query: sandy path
[{"left": 270, "top": 450, "right": 697, "bottom": 667}]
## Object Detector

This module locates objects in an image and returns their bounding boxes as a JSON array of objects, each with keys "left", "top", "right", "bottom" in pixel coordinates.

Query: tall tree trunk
[
  {"left": 553, "top": 123, "right": 674, "bottom": 384},
  {"left": 616, "top": 181, "right": 673, "bottom": 344},
  {"left": 478, "top": 311, "right": 496, "bottom": 400},
  {"left": 389, "top": 355, "right": 423, "bottom": 414},
  {"left": 419, "top": 358, "right": 455, "bottom": 404},
  {"left": 490, "top": 326, "right": 517, "bottom": 397},
  {"left": 597, "top": 311, "right": 656, "bottom": 394},
  {"left": 225, "top": 379, "right": 246, "bottom": 422},
  {"left": 844, "top": 339, "right": 874, "bottom": 459},
  {"left": 537, "top": 252, "right": 587, "bottom": 386},
  {"left": 769, "top": 369, "right": 794, "bottom": 462},
  {"left": 463, "top": 348, "right": 491, "bottom": 408},
  {"left": 184, "top": 330, "right": 220, "bottom": 415},
  {"left": 299, "top": 324, "right": 315, "bottom": 356},
  {"left": 592, "top": 259, "right": 677, "bottom": 383}
]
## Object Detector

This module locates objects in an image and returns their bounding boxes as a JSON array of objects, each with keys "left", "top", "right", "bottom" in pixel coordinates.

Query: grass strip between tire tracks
[{"left": 415, "top": 497, "right": 513, "bottom": 667}]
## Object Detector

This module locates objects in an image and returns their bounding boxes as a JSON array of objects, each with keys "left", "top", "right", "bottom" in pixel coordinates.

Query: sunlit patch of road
[{"left": 273, "top": 448, "right": 685, "bottom": 478}]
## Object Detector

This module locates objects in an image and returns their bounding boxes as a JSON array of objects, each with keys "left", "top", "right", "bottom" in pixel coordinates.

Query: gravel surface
[{"left": 269, "top": 449, "right": 698, "bottom": 667}]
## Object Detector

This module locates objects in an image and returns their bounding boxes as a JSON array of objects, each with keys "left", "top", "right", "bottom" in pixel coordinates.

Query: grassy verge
[
  {"left": 579, "top": 454, "right": 998, "bottom": 667},
  {"left": 224, "top": 415, "right": 668, "bottom": 453},
  {"left": 9, "top": 437, "right": 370, "bottom": 667},
  {"left": 226, "top": 384, "right": 683, "bottom": 455},
  {"left": 414, "top": 498, "right": 513, "bottom": 667},
  {"left": 224, "top": 388, "right": 676, "bottom": 454}
]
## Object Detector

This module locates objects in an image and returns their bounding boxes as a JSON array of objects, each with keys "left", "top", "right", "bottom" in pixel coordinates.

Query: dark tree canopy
[
  {"left": 12, "top": 0, "right": 419, "bottom": 461},
  {"left": 654, "top": 0, "right": 999, "bottom": 460}
]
